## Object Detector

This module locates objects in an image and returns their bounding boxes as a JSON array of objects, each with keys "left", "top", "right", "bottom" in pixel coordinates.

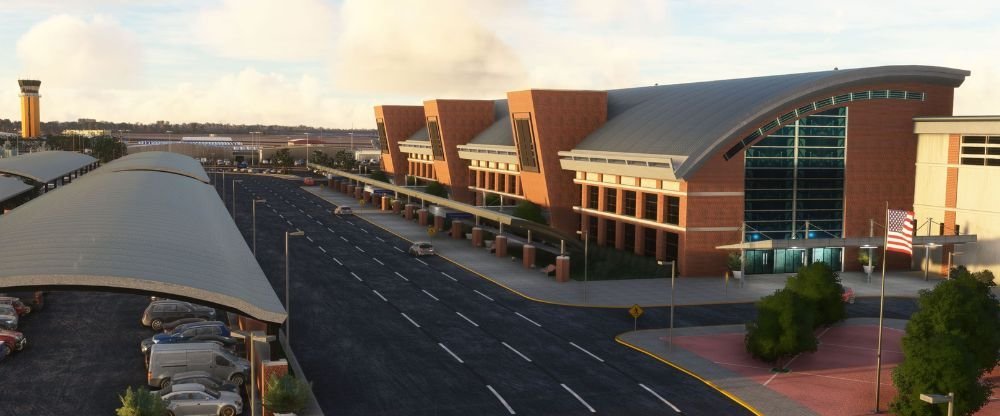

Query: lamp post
[
  {"left": 232, "top": 179, "right": 243, "bottom": 219},
  {"left": 576, "top": 230, "right": 589, "bottom": 303},
  {"left": 249, "top": 332, "right": 276, "bottom": 416},
  {"left": 920, "top": 393, "right": 954, "bottom": 416},
  {"left": 304, "top": 133, "right": 311, "bottom": 171},
  {"left": 657, "top": 260, "right": 677, "bottom": 351},
  {"left": 285, "top": 230, "right": 305, "bottom": 343},
  {"left": 221, "top": 170, "right": 226, "bottom": 201},
  {"left": 253, "top": 199, "right": 266, "bottom": 257},
  {"left": 166, "top": 130, "right": 173, "bottom": 153},
  {"left": 946, "top": 251, "right": 963, "bottom": 278}
]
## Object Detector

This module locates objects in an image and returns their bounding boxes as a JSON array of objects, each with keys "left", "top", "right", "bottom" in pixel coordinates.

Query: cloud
[
  {"left": 331, "top": 0, "right": 528, "bottom": 97},
  {"left": 193, "top": 0, "right": 336, "bottom": 61},
  {"left": 15, "top": 14, "right": 141, "bottom": 88}
]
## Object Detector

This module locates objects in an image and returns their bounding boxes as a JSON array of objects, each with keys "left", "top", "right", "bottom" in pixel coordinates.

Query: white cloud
[
  {"left": 331, "top": 0, "right": 528, "bottom": 97},
  {"left": 193, "top": 0, "right": 336, "bottom": 61},
  {"left": 15, "top": 14, "right": 141, "bottom": 88}
]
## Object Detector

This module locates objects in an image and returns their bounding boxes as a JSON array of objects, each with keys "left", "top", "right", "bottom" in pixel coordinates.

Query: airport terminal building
[{"left": 375, "top": 66, "right": 976, "bottom": 277}]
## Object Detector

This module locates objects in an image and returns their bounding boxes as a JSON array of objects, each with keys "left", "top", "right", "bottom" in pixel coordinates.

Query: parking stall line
[
  {"left": 361, "top": 229, "right": 369, "bottom": 234},
  {"left": 421, "top": 290, "right": 439, "bottom": 301},
  {"left": 486, "top": 385, "right": 516, "bottom": 415},
  {"left": 441, "top": 272, "right": 458, "bottom": 282},
  {"left": 438, "top": 343, "right": 464, "bottom": 364},
  {"left": 347, "top": 221, "right": 355, "bottom": 226},
  {"left": 414, "top": 258, "right": 429, "bottom": 266},
  {"left": 569, "top": 342, "right": 604, "bottom": 363},
  {"left": 400, "top": 313, "right": 421, "bottom": 328},
  {"left": 315, "top": 220, "right": 323, "bottom": 225},
  {"left": 376, "top": 236, "right": 385, "bottom": 242},
  {"left": 473, "top": 290, "right": 494, "bottom": 302},
  {"left": 306, "top": 214, "right": 313, "bottom": 219},
  {"left": 271, "top": 209, "right": 277, "bottom": 213},
  {"left": 351, "top": 272, "right": 362, "bottom": 281},
  {"left": 394, "top": 271, "right": 408, "bottom": 281},
  {"left": 372, "top": 290, "right": 388, "bottom": 302},
  {"left": 501, "top": 342, "right": 532, "bottom": 363},
  {"left": 561, "top": 384, "right": 596, "bottom": 413},
  {"left": 373, "top": 257, "right": 384, "bottom": 265},
  {"left": 639, "top": 384, "right": 681, "bottom": 412},
  {"left": 455, "top": 312, "right": 479, "bottom": 327},
  {"left": 515, "top": 312, "right": 542, "bottom": 327},
  {"left": 279, "top": 214, "right": 285, "bottom": 219},
  {"left": 333, "top": 257, "right": 343, "bottom": 266}
]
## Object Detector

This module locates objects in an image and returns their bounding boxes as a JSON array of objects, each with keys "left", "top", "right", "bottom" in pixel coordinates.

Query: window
[
  {"left": 643, "top": 228, "right": 657, "bottom": 257},
  {"left": 961, "top": 136, "right": 1000, "bottom": 166},
  {"left": 376, "top": 119, "right": 389, "bottom": 153},
  {"left": 605, "top": 188, "right": 618, "bottom": 213},
  {"left": 587, "top": 186, "right": 599, "bottom": 209},
  {"left": 664, "top": 232, "right": 679, "bottom": 261},
  {"left": 605, "top": 220, "right": 616, "bottom": 246},
  {"left": 623, "top": 191, "right": 637, "bottom": 216},
  {"left": 513, "top": 116, "right": 539, "bottom": 172},
  {"left": 215, "top": 355, "right": 230, "bottom": 366},
  {"left": 588, "top": 216, "right": 598, "bottom": 238},
  {"left": 623, "top": 223, "right": 636, "bottom": 252},
  {"left": 427, "top": 117, "right": 445, "bottom": 161},
  {"left": 666, "top": 196, "right": 680, "bottom": 225},
  {"left": 643, "top": 193, "right": 658, "bottom": 220}
]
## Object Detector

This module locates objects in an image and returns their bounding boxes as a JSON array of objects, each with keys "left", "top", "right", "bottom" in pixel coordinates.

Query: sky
[{"left": 1, "top": 0, "right": 998, "bottom": 129}]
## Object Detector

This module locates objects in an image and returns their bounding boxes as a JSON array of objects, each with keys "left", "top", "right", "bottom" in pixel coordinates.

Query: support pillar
[
  {"left": 471, "top": 227, "right": 484, "bottom": 247},
  {"left": 451, "top": 220, "right": 464, "bottom": 239},
  {"left": 392, "top": 200, "right": 402, "bottom": 215},
  {"left": 417, "top": 209, "right": 429, "bottom": 226},
  {"left": 347, "top": 184, "right": 355, "bottom": 195},
  {"left": 363, "top": 191, "right": 372, "bottom": 205},
  {"left": 381, "top": 195, "right": 391, "bottom": 211},
  {"left": 494, "top": 235, "right": 508, "bottom": 258},
  {"left": 405, "top": 204, "right": 416, "bottom": 220},
  {"left": 555, "top": 255, "right": 571, "bottom": 282},
  {"left": 523, "top": 244, "right": 536, "bottom": 269},
  {"left": 434, "top": 215, "right": 445, "bottom": 232}
]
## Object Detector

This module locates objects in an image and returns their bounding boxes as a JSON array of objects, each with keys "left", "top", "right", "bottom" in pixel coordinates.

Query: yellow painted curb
[{"left": 614, "top": 332, "right": 765, "bottom": 416}]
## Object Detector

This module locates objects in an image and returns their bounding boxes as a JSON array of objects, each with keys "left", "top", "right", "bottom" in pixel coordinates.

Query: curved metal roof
[
  {"left": 469, "top": 100, "right": 514, "bottom": 146},
  {"left": 0, "top": 176, "right": 32, "bottom": 203},
  {"left": 407, "top": 124, "right": 429, "bottom": 141},
  {"left": 575, "top": 65, "right": 969, "bottom": 178},
  {"left": 0, "top": 151, "right": 97, "bottom": 183},
  {"left": 104, "top": 151, "right": 211, "bottom": 183},
  {"left": 0, "top": 167, "right": 286, "bottom": 323}
]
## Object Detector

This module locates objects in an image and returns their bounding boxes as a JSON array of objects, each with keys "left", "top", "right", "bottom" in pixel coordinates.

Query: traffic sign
[{"left": 629, "top": 304, "right": 643, "bottom": 318}]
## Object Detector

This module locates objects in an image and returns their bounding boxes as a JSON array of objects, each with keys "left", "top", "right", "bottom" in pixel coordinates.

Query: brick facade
[
  {"left": 374, "top": 105, "right": 425, "bottom": 185},
  {"left": 423, "top": 100, "right": 495, "bottom": 203}
]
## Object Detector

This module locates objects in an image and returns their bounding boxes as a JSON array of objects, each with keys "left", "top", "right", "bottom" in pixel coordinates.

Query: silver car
[
  {"left": 409, "top": 242, "right": 435, "bottom": 257},
  {"left": 0, "top": 305, "right": 17, "bottom": 330},
  {"left": 155, "top": 383, "right": 242, "bottom": 416}
]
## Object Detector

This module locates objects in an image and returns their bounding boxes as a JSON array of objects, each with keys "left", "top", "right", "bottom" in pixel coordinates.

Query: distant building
[
  {"left": 18, "top": 80, "right": 41, "bottom": 139},
  {"left": 62, "top": 129, "right": 108, "bottom": 138}
]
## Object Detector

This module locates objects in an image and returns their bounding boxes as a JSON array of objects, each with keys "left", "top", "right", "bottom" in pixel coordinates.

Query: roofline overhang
[
  {"left": 558, "top": 149, "right": 681, "bottom": 181},
  {"left": 716, "top": 234, "right": 977, "bottom": 250}
]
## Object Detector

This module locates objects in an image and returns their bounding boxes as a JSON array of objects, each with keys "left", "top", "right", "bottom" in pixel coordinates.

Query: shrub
[
  {"left": 369, "top": 170, "right": 389, "bottom": 183},
  {"left": 424, "top": 181, "right": 448, "bottom": 198},
  {"left": 745, "top": 288, "right": 817, "bottom": 365},
  {"left": 785, "top": 262, "right": 846, "bottom": 328},
  {"left": 726, "top": 252, "right": 742, "bottom": 271},
  {"left": 483, "top": 193, "right": 501, "bottom": 206},
  {"left": 116, "top": 386, "right": 166, "bottom": 416},
  {"left": 263, "top": 374, "right": 311, "bottom": 414},
  {"left": 512, "top": 200, "right": 547, "bottom": 225},
  {"left": 857, "top": 249, "right": 880, "bottom": 267}
]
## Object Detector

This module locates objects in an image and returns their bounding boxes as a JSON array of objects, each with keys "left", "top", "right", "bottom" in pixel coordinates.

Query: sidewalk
[{"left": 304, "top": 185, "right": 945, "bottom": 308}]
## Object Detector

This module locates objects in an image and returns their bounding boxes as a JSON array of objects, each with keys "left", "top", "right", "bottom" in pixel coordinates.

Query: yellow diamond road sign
[{"left": 629, "top": 304, "right": 643, "bottom": 319}]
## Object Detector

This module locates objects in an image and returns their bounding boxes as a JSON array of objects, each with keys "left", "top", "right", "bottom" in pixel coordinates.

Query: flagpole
[{"left": 874, "top": 201, "right": 889, "bottom": 413}]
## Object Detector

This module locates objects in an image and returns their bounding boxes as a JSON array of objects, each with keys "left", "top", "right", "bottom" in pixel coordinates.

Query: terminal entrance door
[
  {"left": 773, "top": 249, "right": 807, "bottom": 274},
  {"left": 811, "top": 247, "right": 843, "bottom": 272},
  {"left": 743, "top": 250, "right": 773, "bottom": 275}
]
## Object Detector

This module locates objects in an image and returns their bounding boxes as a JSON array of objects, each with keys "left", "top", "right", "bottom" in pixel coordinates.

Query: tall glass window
[
  {"left": 623, "top": 191, "right": 637, "bottom": 216},
  {"left": 744, "top": 107, "right": 846, "bottom": 241},
  {"left": 427, "top": 118, "right": 445, "bottom": 161},
  {"left": 605, "top": 188, "right": 618, "bottom": 213},
  {"left": 376, "top": 119, "right": 389, "bottom": 153},
  {"left": 587, "top": 186, "right": 599, "bottom": 209},
  {"left": 643, "top": 193, "right": 658, "bottom": 220}
]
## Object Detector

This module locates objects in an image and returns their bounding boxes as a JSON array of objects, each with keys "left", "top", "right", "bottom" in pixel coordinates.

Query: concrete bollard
[
  {"left": 495, "top": 235, "right": 508, "bottom": 258},
  {"left": 392, "top": 200, "right": 402, "bottom": 215},
  {"left": 381, "top": 196, "right": 391, "bottom": 211},
  {"left": 347, "top": 185, "right": 355, "bottom": 195},
  {"left": 405, "top": 204, "right": 416, "bottom": 220},
  {"left": 417, "top": 209, "right": 429, "bottom": 226},
  {"left": 363, "top": 192, "right": 372, "bottom": 205},
  {"left": 471, "top": 227, "right": 483, "bottom": 247},
  {"left": 433, "top": 215, "right": 445, "bottom": 232},
  {"left": 354, "top": 188, "right": 363, "bottom": 200},
  {"left": 522, "top": 244, "right": 536, "bottom": 269},
  {"left": 555, "top": 255, "right": 571, "bottom": 282},
  {"left": 451, "top": 220, "right": 464, "bottom": 239}
]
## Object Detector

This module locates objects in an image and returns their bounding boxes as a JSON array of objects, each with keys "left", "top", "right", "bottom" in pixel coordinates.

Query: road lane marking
[
  {"left": 298, "top": 209, "right": 304, "bottom": 213},
  {"left": 400, "top": 313, "right": 421, "bottom": 328},
  {"left": 486, "top": 385, "right": 516, "bottom": 415},
  {"left": 340, "top": 236, "right": 349, "bottom": 242},
  {"left": 376, "top": 236, "right": 385, "bottom": 242},
  {"left": 318, "top": 246, "right": 326, "bottom": 253},
  {"left": 306, "top": 236, "right": 314, "bottom": 243},
  {"left": 327, "top": 227, "right": 335, "bottom": 233},
  {"left": 372, "top": 257, "right": 384, "bottom": 265},
  {"left": 639, "top": 384, "right": 681, "bottom": 412},
  {"left": 394, "top": 271, "right": 408, "bottom": 281},
  {"left": 333, "top": 257, "right": 343, "bottom": 266},
  {"left": 473, "top": 290, "right": 494, "bottom": 302},
  {"left": 561, "top": 384, "right": 595, "bottom": 413},
  {"left": 515, "top": 312, "right": 542, "bottom": 327},
  {"left": 306, "top": 214, "right": 313, "bottom": 219},
  {"left": 286, "top": 220, "right": 293, "bottom": 226},
  {"left": 455, "top": 312, "right": 479, "bottom": 327},
  {"left": 394, "top": 247, "right": 404, "bottom": 253},
  {"left": 355, "top": 245, "right": 365, "bottom": 252},
  {"left": 271, "top": 209, "right": 277, "bottom": 213},
  {"left": 347, "top": 221, "right": 354, "bottom": 226},
  {"left": 438, "top": 343, "right": 464, "bottom": 363},
  {"left": 351, "top": 272, "right": 362, "bottom": 281},
  {"left": 421, "top": 290, "right": 439, "bottom": 301},
  {"left": 361, "top": 228, "right": 369, "bottom": 234},
  {"left": 441, "top": 272, "right": 457, "bottom": 282},
  {"left": 279, "top": 214, "right": 285, "bottom": 219},
  {"left": 372, "top": 290, "right": 387, "bottom": 302},
  {"left": 316, "top": 220, "right": 322, "bottom": 225},
  {"left": 414, "top": 258, "right": 429, "bottom": 266},
  {"left": 569, "top": 342, "right": 604, "bottom": 362},
  {"left": 501, "top": 342, "right": 532, "bottom": 362}
]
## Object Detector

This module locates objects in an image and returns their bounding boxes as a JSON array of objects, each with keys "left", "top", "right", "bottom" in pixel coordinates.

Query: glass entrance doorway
[{"left": 743, "top": 247, "right": 844, "bottom": 275}]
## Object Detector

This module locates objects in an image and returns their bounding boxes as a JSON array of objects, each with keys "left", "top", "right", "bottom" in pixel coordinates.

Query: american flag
[{"left": 886, "top": 209, "right": 915, "bottom": 255}]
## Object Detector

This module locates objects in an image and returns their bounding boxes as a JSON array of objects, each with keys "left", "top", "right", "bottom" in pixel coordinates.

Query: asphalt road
[{"left": 221, "top": 173, "right": 920, "bottom": 416}]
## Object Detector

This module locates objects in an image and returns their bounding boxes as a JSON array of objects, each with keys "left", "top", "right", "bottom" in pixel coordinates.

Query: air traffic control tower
[{"left": 18, "top": 79, "right": 41, "bottom": 138}]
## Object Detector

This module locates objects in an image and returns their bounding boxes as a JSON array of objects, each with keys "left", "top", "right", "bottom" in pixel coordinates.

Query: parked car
[
  {"left": 142, "top": 300, "right": 217, "bottom": 331},
  {"left": 334, "top": 206, "right": 353, "bottom": 215},
  {"left": 155, "top": 383, "right": 243, "bottom": 416},
  {"left": 0, "top": 329, "right": 26, "bottom": 352},
  {"left": 148, "top": 342, "right": 249, "bottom": 389},
  {"left": 141, "top": 321, "right": 231, "bottom": 355},
  {"left": 167, "top": 371, "right": 238, "bottom": 393},
  {"left": 0, "top": 341, "right": 8, "bottom": 361},
  {"left": 0, "top": 297, "right": 30, "bottom": 316},
  {"left": 0, "top": 305, "right": 18, "bottom": 330},
  {"left": 409, "top": 242, "right": 436, "bottom": 257},
  {"left": 161, "top": 317, "right": 207, "bottom": 332}
]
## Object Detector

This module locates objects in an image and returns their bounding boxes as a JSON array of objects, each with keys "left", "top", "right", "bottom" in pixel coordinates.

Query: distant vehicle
[
  {"left": 333, "top": 206, "right": 353, "bottom": 215},
  {"left": 231, "top": 168, "right": 238, "bottom": 172},
  {"left": 0, "top": 306, "right": 17, "bottom": 330},
  {"left": 303, "top": 177, "right": 315, "bottom": 186},
  {"left": 215, "top": 159, "right": 224, "bottom": 165},
  {"left": 0, "top": 297, "right": 31, "bottom": 316},
  {"left": 409, "top": 242, "right": 436, "bottom": 257},
  {"left": 141, "top": 321, "right": 231, "bottom": 355},
  {"left": 142, "top": 300, "right": 217, "bottom": 331},
  {"left": 167, "top": 371, "right": 238, "bottom": 393},
  {"left": 294, "top": 159, "right": 305, "bottom": 166},
  {"left": 0, "top": 329, "right": 25, "bottom": 353},
  {"left": 200, "top": 157, "right": 208, "bottom": 163},
  {"left": 148, "top": 342, "right": 249, "bottom": 389},
  {"left": 237, "top": 162, "right": 248, "bottom": 169},
  {"left": 154, "top": 383, "right": 243, "bottom": 416}
]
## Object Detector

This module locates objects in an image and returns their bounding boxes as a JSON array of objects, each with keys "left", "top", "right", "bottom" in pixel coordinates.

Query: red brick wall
[
  {"left": 375, "top": 105, "right": 424, "bottom": 184},
  {"left": 260, "top": 360, "right": 289, "bottom": 416},
  {"left": 423, "top": 100, "right": 495, "bottom": 203},
  {"left": 508, "top": 89, "right": 608, "bottom": 234}
]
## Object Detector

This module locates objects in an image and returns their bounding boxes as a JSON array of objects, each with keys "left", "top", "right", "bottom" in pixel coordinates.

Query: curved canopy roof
[
  {"left": 103, "top": 151, "right": 211, "bottom": 183},
  {"left": 0, "top": 151, "right": 97, "bottom": 183},
  {"left": 0, "top": 176, "right": 33, "bottom": 203},
  {"left": 574, "top": 65, "right": 969, "bottom": 178},
  {"left": 469, "top": 100, "right": 514, "bottom": 146},
  {"left": 0, "top": 159, "right": 286, "bottom": 323}
]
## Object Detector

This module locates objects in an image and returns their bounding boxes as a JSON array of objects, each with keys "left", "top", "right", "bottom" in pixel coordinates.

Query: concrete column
[
  {"left": 434, "top": 215, "right": 445, "bottom": 232},
  {"left": 471, "top": 227, "right": 484, "bottom": 247},
  {"left": 555, "top": 255, "right": 571, "bottom": 282},
  {"left": 392, "top": 200, "right": 402, "bottom": 215},
  {"left": 451, "top": 220, "right": 464, "bottom": 239},
  {"left": 405, "top": 204, "right": 416, "bottom": 220},
  {"left": 417, "top": 209, "right": 429, "bottom": 226},
  {"left": 381, "top": 195, "right": 391, "bottom": 211},
  {"left": 523, "top": 244, "right": 536, "bottom": 269},
  {"left": 494, "top": 235, "right": 508, "bottom": 258}
]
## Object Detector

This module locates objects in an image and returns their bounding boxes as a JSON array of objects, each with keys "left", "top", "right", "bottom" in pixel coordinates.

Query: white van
[{"left": 148, "top": 342, "right": 249, "bottom": 389}]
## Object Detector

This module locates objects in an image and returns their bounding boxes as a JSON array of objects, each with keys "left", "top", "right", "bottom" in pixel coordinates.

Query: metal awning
[
  {"left": 717, "top": 234, "right": 978, "bottom": 250},
  {"left": 102, "top": 151, "right": 211, "bottom": 183},
  {"left": 0, "top": 151, "right": 98, "bottom": 183},
  {"left": 0, "top": 176, "right": 33, "bottom": 204}
]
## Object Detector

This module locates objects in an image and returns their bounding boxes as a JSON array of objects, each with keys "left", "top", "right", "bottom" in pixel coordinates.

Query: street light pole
[
  {"left": 658, "top": 260, "right": 676, "bottom": 351},
  {"left": 576, "top": 230, "right": 589, "bottom": 303},
  {"left": 249, "top": 332, "right": 276, "bottom": 416},
  {"left": 285, "top": 230, "right": 305, "bottom": 344},
  {"left": 253, "top": 199, "right": 266, "bottom": 257},
  {"left": 947, "top": 251, "right": 963, "bottom": 277},
  {"left": 232, "top": 180, "right": 243, "bottom": 219}
]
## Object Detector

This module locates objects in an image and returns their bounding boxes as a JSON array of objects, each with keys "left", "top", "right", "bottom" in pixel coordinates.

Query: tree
[
  {"left": 369, "top": 170, "right": 389, "bottom": 182},
  {"left": 727, "top": 252, "right": 742, "bottom": 271},
  {"left": 949, "top": 266, "right": 996, "bottom": 287},
  {"left": 311, "top": 150, "right": 330, "bottom": 166},
  {"left": 116, "top": 386, "right": 167, "bottom": 416},
  {"left": 744, "top": 288, "right": 817, "bottom": 365},
  {"left": 263, "top": 374, "right": 311, "bottom": 414},
  {"left": 90, "top": 136, "right": 127, "bottom": 163},
  {"left": 785, "top": 262, "right": 846, "bottom": 328},
  {"left": 332, "top": 150, "right": 356, "bottom": 170},
  {"left": 483, "top": 193, "right": 500, "bottom": 206},
  {"left": 424, "top": 181, "right": 448, "bottom": 198},
  {"left": 273, "top": 149, "right": 293, "bottom": 167},
  {"left": 512, "top": 200, "right": 547, "bottom": 225},
  {"left": 890, "top": 273, "right": 1000, "bottom": 415}
]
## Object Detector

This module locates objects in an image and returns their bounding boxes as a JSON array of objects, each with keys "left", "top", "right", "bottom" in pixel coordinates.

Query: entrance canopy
[
  {"left": 0, "top": 151, "right": 98, "bottom": 184},
  {"left": 0, "top": 153, "right": 286, "bottom": 323},
  {"left": 716, "top": 234, "right": 977, "bottom": 250}
]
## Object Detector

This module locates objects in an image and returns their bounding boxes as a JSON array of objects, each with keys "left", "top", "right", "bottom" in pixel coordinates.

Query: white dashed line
[
  {"left": 306, "top": 236, "right": 314, "bottom": 243},
  {"left": 438, "top": 343, "right": 464, "bottom": 363},
  {"left": 561, "top": 384, "right": 595, "bottom": 413},
  {"left": 569, "top": 342, "right": 604, "bottom": 362},
  {"left": 327, "top": 227, "right": 335, "bottom": 233},
  {"left": 473, "top": 290, "right": 494, "bottom": 302},
  {"left": 455, "top": 312, "right": 479, "bottom": 327},
  {"left": 318, "top": 246, "right": 326, "bottom": 253},
  {"left": 333, "top": 257, "right": 343, "bottom": 266},
  {"left": 394, "top": 271, "right": 408, "bottom": 281},
  {"left": 501, "top": 342, "right": 532, "bottom": 362},
  {"left": 347, "top": 221, "right": 354, "bottom": 226},
  {"left": 372, "top": 290, "right": 387, "bottom": 302},
  {"left": 286, "top": 220, "right": 293, "bottom": 226},
  {"left": 639, "top": 384, "right": 681, "bottom": 412},
  {"left": 351, "top": 272, "right": 362, "bottom": 281},
  {"left": 316, "top": 220, "right": 323, "bottom": 225},
  {"left": 279, "top": 214, "right": 285, "bottom": 219},
  {"left": 400, "top": 313, "right": 421, "bottom": 328},
  {"left": 355, "top": 246, "right": 365, "bottom": 252},
  {"left": 361, "top": 228, "right": 369, "bottom": 234},
  {"left": 306, "top": 214, "right": 313, "bottom": 219},
  {"left": 414, "top": 258, "right": 429, "bottom": 266},
  {"left": 340, "top": 236, "right": 349, "bottom": 242},
  {"left": 373, "top": 257, "right": 384, "bottom": 265},
  {"left": 421, "top": 290, "right": 439, "bottom": 301},
  {"left": 394, "top": 247, "right": 404, "bottom": 253},
  {"left": 441, "top": 272, "right": 457, "bottom": 282},
  {"left": 298, "top": 209, "right": 304, "bottom": 213},
  {"left": 271, "top": 209, "right": 277, "bottom": 213},
  {"left": 376, "top": 236, "right": 385, "bottom": 242},
  {"left": 487, "top": 385, "right": 516, "bottom": 415},
  {"left": 515, "top": 312, "right": 542, "bottom": 327}
]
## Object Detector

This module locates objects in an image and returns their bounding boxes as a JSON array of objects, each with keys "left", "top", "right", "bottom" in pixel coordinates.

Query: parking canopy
[
  {"left": 0, "top": 153, "right": 286, "bottom": 324},
  {"left": 0, "top": 150, "right": 98, "bottom": 184},
  {"left": 0, "top": 176, "right": 32, "bottom": 204},
  {"left": 100, "top": 151, "right": 211, "bottom": 183}
]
